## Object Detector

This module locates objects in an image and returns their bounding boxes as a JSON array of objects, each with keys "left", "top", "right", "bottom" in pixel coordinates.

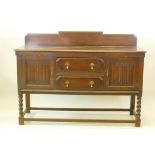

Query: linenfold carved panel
[
  {"left": 108, "top": 59, "right": 136, "bottom": 87},
  {"left": 25, "top": 59, "right": 51, "bottom": 85}
]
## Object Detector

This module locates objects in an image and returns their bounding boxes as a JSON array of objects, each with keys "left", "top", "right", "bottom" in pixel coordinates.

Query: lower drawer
[{"left": 56, "top": 76, "right": 104, "bottom": 90}]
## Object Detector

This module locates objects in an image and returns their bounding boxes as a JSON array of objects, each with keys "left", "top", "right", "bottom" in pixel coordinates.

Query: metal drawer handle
[
  {"left": 65, "top": 62, "right": 70, "bottom": 70},
  {"left": 89, "top": 81, "right": 94, "bottom": 88},
  {"left": 90, "top": 63, "right": 95, "bottom": 70},
  {"left": 65, "top": 80, "right": 70, "bottom": 88}
]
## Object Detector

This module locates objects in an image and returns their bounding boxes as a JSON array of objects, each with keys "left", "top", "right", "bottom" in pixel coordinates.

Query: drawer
[
  {"left": 56, "top": 58, "right": 104, "bottom": 72},
  {"left": 56, "top": 76, "right": 104, "bottom": 90}
]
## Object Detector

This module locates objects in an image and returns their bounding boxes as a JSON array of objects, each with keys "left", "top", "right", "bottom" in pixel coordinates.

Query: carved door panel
[
  {"left": 107, "top": 58, "right": 138, "bottom": 90},
  {"left": 23, "top": 55, "right": 53, "bottom": 89}
]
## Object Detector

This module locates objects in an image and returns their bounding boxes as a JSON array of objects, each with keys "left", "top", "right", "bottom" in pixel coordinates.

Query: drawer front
[
  {"left": 56, "top": 58, "right": 104, "bottom": 72},
  {"left": 56, "top": 76, "right": 104, "bottom": 90}
]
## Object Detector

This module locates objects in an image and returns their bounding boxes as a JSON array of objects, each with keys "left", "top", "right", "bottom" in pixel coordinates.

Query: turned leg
[
  {"left": 130, "top": 95, "right": 135, "bottom": 115},
  {"left": 26, "top": 93, "right": 30, "bottom": 113},
  {"left": 19, "top": 93, "right": 24, "bottom": 125},
  {"left": 135, "top": 95, "right": 142, "bottom": 127}
]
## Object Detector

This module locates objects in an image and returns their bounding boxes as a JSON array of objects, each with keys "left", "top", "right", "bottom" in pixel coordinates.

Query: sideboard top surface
[{"left": 15, "top": 46, "right": 145, "bottom": 53}]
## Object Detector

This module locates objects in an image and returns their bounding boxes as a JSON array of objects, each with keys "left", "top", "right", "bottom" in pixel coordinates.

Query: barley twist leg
[
  {"left": 19, "top": 93, "right": 24, "bottom": 125},
  {"left": 135, "top": 95, "right": 142, "bottom": 127}
]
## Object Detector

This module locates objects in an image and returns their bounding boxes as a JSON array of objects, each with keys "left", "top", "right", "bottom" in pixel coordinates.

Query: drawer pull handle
[
  {"left": 89, "top": 81, "right": 94, "bottom": 88},
  {"left": 65, "top": 80, "right": 70, "bottom": 88},
  {"left": 90, "top": 63, "right": 95, "bottom": 70},
  {"left": 65, "top": 62, "right": 70, "bottom": 70}
]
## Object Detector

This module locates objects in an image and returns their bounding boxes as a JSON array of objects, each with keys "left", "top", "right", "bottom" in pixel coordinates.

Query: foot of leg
[
  {"left": 135, "top": 120, "right": 141, "bottom": 127},
  {"left": 19, "top": 117, "right": 24, "bottom": 125}
]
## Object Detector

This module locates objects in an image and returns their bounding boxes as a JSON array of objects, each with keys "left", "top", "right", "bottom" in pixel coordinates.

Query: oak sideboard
[{"left": 15, "top": 31, "right": 146, "bottom": 126}]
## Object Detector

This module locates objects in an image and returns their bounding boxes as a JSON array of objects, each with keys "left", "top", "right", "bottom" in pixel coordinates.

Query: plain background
[{"left": 0, "top": 0, "right": 155, "bottom": 154}]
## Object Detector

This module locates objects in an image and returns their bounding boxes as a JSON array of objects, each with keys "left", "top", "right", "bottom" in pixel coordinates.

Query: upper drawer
[{"left": 56, "top": 58, "right": 104, "bottom": 72}]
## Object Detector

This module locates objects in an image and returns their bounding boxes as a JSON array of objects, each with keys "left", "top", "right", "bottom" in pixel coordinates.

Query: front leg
[
  {"left": 135, "top": 95, "right": 142, "bottom": 127},
  {"left": 19, "top": 93, "right": 24, "bottom": 125}
]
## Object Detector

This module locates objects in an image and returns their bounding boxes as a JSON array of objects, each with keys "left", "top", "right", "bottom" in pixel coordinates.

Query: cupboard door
[
  {"left": 22, "top": 56, "right": 53, "bottom": 89},
  {"left": 107, "top": 58, "right": 138, "bottom": 90}
]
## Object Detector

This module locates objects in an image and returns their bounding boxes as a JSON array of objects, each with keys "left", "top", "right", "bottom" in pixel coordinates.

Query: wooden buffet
[{"left": 15, "top": 31, "right": 146, "bottom": 126}]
